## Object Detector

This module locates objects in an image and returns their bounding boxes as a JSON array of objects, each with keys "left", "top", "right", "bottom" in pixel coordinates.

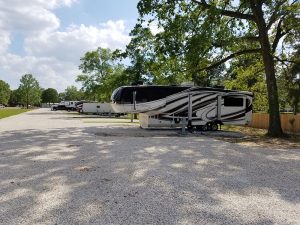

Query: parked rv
[
  {"left": 111, "top": 85, "right": 253, "bottom": 130},
  {"left": 65, "top": 101, "right": 79, "bottom": 111},
  {"left": 80, "top": 102, "right": 123, "bottom": 117},
  {"left": 51, "top": 101, "right": 79, "bottom": 111}
]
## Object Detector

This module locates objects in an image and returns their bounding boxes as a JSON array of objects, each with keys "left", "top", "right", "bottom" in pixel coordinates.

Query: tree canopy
[
  {"left": 41, "top": 88, "right": 59, "bottom": 103},
  {"left": 0, "top": 80, "right": 11, "bottom": 105},
  {"left": 18, "top": 74, "right": 42, "bottom": 108},
  {"left": 63, "top": 86, "right": 84, "bottom": 101},
  {"left": 76, "top": 47, "right": 133, "bottom": 101},
  {"left": 133, "top": 0, "right": 300, "bottom": 137}
]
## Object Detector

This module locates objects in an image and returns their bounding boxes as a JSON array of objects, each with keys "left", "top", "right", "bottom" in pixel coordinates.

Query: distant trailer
[
  {"left": 111, "top": 85, "right": 253, "bottom": 131},
  {"left": 81, "top": 102, "right": 123, "bottom": 117},
  {"left": 65, "top": 101, "right": 79, "bottom": 111}
]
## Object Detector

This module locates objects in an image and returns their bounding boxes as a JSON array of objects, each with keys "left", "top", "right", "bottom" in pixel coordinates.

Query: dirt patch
[
  {"left": 216, "top": 136, "right": 300, "bottom": 149},
  {"left": 217, "top": 125, "right": 300, "bottom": 149}
]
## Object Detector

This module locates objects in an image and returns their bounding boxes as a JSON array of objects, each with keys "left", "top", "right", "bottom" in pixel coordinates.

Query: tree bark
[{"left": 251, "top": 2, "right": 283, "bottom": 137}]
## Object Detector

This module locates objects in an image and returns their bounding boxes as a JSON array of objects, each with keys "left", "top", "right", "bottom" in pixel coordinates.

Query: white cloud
[
  {"left": 0, "top": 30, "right": 10, "bottom": 53},
  {"left": 24, "top": 20, "right": 130, "bottom": 61},
  {"left": 0, "top": 1, "right": 65, "bottom": 33},
  {"left": 0, "top": 1, "right": 131, "bottom": 92},
  {"left": 0, "top": 54, "right": 78, "bottom": 90}
]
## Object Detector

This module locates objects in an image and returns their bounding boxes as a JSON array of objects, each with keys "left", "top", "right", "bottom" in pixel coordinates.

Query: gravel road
[{"left": 0, "top": 108, "right": 299, "bottom": 225}]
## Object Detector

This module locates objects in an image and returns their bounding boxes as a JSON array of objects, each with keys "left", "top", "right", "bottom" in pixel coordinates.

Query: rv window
[{"left": 224, "top": 97, "right": 243, "bottom": 107}]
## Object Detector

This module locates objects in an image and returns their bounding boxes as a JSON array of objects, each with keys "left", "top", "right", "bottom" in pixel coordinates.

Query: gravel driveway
[{"left": 0, "top": 108, "right": 299, "bottom": 225}]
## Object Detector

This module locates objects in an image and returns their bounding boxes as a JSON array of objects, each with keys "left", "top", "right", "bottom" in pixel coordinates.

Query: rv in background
[
  {"left": 80, "top": 102, "right": 124, "bottom": 117},
  {"left": 111, "top": 85, "right": 253, "bottom": 130},
  {"left": 51, "top": 101, "right": 79, "bottom": 111}
]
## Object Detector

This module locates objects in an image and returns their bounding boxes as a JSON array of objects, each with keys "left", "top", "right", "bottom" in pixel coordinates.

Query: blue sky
[
  {"left": 0, "top": 0, "right": 140, "bottom": 92},
  {"left": 55, "top": 0, "right": 139, "bottom": 28}
]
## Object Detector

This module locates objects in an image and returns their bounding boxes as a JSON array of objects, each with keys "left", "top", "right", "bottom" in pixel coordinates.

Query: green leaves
[
  {"left": 0, "top": 80, "right": 11, "bottom": 105},
  {"left": 77, "top": 47, "right": 132, "bottom": 102},
  {"left": 18, "top": 74, "right": 41, "bottom": 108},
  {"left": 41, "top": 88, "right": 59, "bottom": 103},
  {"left": 64, "top": 86, "right": 83, "bottom": 101}
]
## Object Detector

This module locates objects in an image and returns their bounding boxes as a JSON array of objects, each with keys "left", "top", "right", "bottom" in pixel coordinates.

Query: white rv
[
  {"left": 111, "top": 85, "right": 253, "bottom": 130},
  {"left": 81, "top": 102, "right": 122, "bottom": 116}
]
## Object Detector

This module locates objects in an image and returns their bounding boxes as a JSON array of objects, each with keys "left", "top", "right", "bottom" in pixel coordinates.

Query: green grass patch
[{"left": 0, "top": 108, "right": 32, "bottom": 119}]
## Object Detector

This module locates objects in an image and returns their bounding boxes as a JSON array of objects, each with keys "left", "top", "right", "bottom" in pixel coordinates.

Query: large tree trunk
[
  {"left": 252, "top": 3, "right": 283, "bottom": 137},
  {"left": 261, "top": 45, "right": 283, "bottom": 137}
]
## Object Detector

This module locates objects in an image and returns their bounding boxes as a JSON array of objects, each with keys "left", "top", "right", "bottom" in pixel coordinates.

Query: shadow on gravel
[{"left": 0, "top": 126, "right": 299, "bottom": 224}]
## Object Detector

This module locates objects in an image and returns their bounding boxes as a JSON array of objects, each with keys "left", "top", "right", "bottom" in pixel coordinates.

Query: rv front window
[{"left": 224, "top": 97, "right": 243, "bottom": 107}]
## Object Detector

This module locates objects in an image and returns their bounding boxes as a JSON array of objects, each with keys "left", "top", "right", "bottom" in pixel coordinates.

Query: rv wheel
[
  {"left": 195, "top": 125, "right": 203, "bottom": 131},
  {"left": 202, "top": 125, "right": 208, "bottom": 131},
  {"left": 211, "top": 123, "right": 218, "bottom": 131}
]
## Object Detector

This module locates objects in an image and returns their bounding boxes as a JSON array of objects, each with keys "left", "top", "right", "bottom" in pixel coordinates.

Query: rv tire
[
  {"left": 211, "top": 123, "right": 218, "bottom": 131},
  {"left": 195, "top": 125, "right": 203, "bottom": 131},
  {"left": 202, "top": 125, "right": 208, "bottom": 131}
]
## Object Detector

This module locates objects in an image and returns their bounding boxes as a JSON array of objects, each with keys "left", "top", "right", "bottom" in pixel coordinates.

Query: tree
[
  {"left": 77, "top": 47, "right": 132, "bottom": 102},
  {"left": 0, "top": 80, "right": 11, "bottom": 105},
  {"left": 119, "top": 24, "right": 189, "bottom": 85},
  {"left": 64, "top": 86, "right": 83, "bottom": 101},
  {"left": 278, "top": 46, "right": 300, "bottom": 114},
  {"left": 76, "top": 48, "right": 114, "bottom": 101},
  {"left": 136, "top": 0, "right": 300, "bottom": 137},
  {"left": 41, "top": 88, "right": 59, "bottom": 104},
  {"left": 58, "top": 92, "right": 66, "bottom": 102},
  {"left": 18, "top": 74, "right": 42, "bottom": 108},
  {"left": 8, "top": 89, "right": 22, "bottom": 106},
  {"left": 224, "top": 55, "right": 269, "bottom": 112}
]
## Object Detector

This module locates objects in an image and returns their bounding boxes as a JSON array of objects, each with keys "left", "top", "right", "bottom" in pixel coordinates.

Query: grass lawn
[{"left": 0, "top": 108, "right": 32, "bottom": 119}]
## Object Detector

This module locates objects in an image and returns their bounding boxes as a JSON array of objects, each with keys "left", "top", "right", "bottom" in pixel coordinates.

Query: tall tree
[
  {"left": 76, "top": 48, "right": 114, "bottom": 101},
  {"left": 77, "top": 47, "right": 132, "bottom": 101},
  {"left": 8, "top": 89, "right": 22, "bottom": 106},
  {"left": 64, "top": 86, "right": 83, "bottom": 101},
  {"left": 119, "top": 24, "right": 189, "bottom": 85},
  {"left": 136, "top": 0, "right": 300, "bottom": 137},
  {"left": 278, "top": 46, "right": 300, "bottom": 114},
  {"left": 0, "top": 80, "right": 11, "bottom": 105},
  {"left": 41, "top": 88, "right": 59, "bottom": 104},
  {"left": 18, "top": 74, "right": 41, "bottom": 108}
]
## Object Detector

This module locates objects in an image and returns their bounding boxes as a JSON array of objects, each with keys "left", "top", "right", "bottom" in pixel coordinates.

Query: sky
[{"left": 0, "top": 0, "right": 140, "bottom": 92}]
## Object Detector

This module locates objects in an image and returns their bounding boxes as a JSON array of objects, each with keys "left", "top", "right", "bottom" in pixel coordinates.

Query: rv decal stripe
[
  {"left": 221, "top": 109, "right": 246, "bottom": 119},
  {"left": 222, "top": 112, "right": 246, "bottom": 120},
  {"left": 192, "top": 99, "right": 216, "bottom": 112},
  {"left": 166, "top": 92, "right": 216, "bottom": 106}
]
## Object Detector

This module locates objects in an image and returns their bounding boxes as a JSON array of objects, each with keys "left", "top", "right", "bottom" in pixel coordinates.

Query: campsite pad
[{"left": 93, "top": 126, "right": 246, "bottom": 138}]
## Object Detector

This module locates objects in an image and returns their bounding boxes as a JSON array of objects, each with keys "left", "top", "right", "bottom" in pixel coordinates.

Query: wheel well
[{"left": 213, "top": 120, "right": 223, "bottom": 126}]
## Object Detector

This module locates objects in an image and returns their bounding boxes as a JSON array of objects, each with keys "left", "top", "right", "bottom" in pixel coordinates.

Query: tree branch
[
  {"left": 272, "top": 16, "right": 292, "bottom": 53},
  {"left": 198, "top": 48, "right": 261, "bottom": 72},
  {"left": 274, "top": 55, "right": 297, "bottom": 64},
  {"left": 191, "top": 0, "right": 255, "bottom": 21},
  {"left": 266, "top": 0, "right": 288, "bottom": 30}
]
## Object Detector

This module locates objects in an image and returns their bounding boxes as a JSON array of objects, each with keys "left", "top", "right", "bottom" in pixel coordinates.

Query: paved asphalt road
[{"left": 0, "top": 109, "right": 299, "bottom": 225}]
